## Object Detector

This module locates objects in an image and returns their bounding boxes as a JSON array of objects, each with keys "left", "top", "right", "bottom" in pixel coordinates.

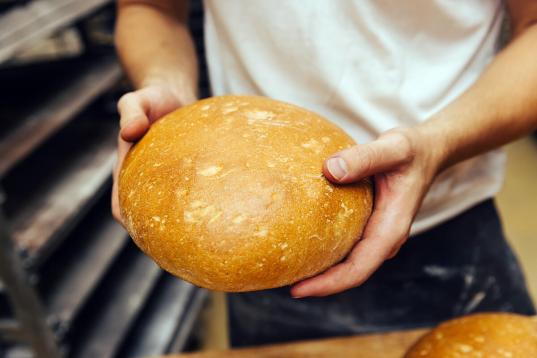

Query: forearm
[
  {"left": 115, "top": 0, "right": 198, "bottom": 102},
  {"left": 418, "top": 24, "right": 537, "bottom": 171}
]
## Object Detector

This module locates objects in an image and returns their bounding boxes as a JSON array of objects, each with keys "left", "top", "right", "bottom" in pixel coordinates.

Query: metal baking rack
[{"left": 0, "top": 1, "right": 208, "bottom": 356}]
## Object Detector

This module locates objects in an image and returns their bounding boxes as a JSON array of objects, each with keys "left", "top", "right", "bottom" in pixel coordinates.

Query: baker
[{"left": 112, "top": 0, "right": 537, "bottom": 347}]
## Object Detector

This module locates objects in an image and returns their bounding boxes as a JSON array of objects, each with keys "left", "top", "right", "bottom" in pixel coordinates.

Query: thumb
[
  {"left": 117, "top": 92, "right": 150, "bottom": 142},
  {"left": 323, "top": 130, "right": 414, "bottom": 183}
]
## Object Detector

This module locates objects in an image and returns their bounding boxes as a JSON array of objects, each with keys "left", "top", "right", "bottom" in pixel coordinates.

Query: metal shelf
[
  {"left": 118, "top": 276, "right": 206, "bottom": 357},
  {"left": 42, "top": 204, "right": 129, "bottom": 337},
  {"left": 3, "top": 117, "right": 117, "bottom": 268},
  {"left": 0, "top": 54, "right": 121, "bottom": 176},
  {"left": 0, "top": 1, "right": 208, "bottom": 355},
  {"left": 4, "top": 346, "right": 33, "bottom": 358},
  {"left": 67, "top": 245, "right": 162, "bottom": 358},
  {"left": 0, "top": 318, "right": 21, "bottom": 343},
  {"left": 0, "top": 0, "right": 111, "bottom": 63}
]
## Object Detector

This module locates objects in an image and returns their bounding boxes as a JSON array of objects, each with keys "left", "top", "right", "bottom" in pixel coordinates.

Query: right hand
[{"left": 112, "top": 85, "right": 194, "bottom": 225}]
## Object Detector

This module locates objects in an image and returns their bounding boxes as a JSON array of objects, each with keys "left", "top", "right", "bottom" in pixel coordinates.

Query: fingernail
[{"left": 327, "top": 157, "right": 348, "bottom": 180}]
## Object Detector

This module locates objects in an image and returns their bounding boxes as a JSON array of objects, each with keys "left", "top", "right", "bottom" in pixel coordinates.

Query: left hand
[{"left": 291, "top": 127, "right": 443, "bottom": 297}]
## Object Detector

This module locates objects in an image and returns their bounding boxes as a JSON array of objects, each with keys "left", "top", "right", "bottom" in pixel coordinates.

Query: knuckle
[
  {"left": 384, "top": 128, "right": 416, "bottom": 162},
  {"left": 393, "top": 228, "right": 410, "bottom": 247},
  {"left": 347, "top": 260, "right": 366, "bottom": 284},
  {"left": 348, "top": 144, "right": 376, "bottom": 175},
  {"left": 388, "top": 246, "right": 400, "bottom": 259},
  {"left": 117, "top": 92, "right": 137, "bottom": 111},
  {"left": 362, "top": 146, "right": 378, "bottom": 173}
]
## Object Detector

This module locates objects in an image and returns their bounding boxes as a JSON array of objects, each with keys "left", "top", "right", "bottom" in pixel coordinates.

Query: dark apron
[{"left": 227, "top": 200, "right": 535, "bottom": 347}]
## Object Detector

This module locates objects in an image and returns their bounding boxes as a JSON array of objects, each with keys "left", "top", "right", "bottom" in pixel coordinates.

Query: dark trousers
[{"left": 227, "top": 200, "right": 535, "bottom": 347}]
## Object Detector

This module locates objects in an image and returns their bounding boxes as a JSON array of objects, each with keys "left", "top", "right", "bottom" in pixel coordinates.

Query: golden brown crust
[
  {"left": 119, "top": 95, "right": 373, "bottom": 291},
  {"left": 405, "top": 313, "right": 537, "bottom": 358}
]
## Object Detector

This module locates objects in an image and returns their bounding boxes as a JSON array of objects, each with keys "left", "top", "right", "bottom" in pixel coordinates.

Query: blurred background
[{"left": 0, "top": 1, "right": 535, "bottom": 357}]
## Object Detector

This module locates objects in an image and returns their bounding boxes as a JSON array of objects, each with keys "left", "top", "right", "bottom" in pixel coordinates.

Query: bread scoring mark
[
  {"left": 497, "top": 349, "right": 513, "bottom": 357},
  {"left": 176, "top": 188, "right": 187, "bottom": 199},
  {"left": 151, "top": 216, "right": 167, "bottom": 231},
  {"left": 304, "top": 173, "right": 323, "bottom": 179},
  {"left": 183, "top": 209, "right": 210, "bottom": 223},
  {"left": 305, "top": 186, "right": 318, "bottom": 199},
  {"left": 301, "top": 138, "right": 323, "bottom": 154},
  {"left": 222, "top": 106, "right": 238, "bottom": 114},
  {"left": 246, "top": 110, "right": 274, "bottom": 122},
  {"left": 232, "top": 214, "right": 247, "bottom": 224},
  {"left": 209, "top": 211, "right": 223, "bottom": 224},
  {"left": 246, "top": 110, "right": 294, "bottom": 128},
  {"left": 184, "top": 201, "right": 221, "bottom": 224},
  {"left": 198, "top": 165, "right": 222, "bottom": 176},
  {"left": 216, "top": 168, "right": 238, "bottom": 179},
  {"left": 340, "top": 202, "right": 354, "bottom": 217},
  {"left": 253, "top": 228, "right": 268, "bottom": 237},
  {"left": 455, "top": 344, "right": 473, "bottom": 353},
  {"left": 190, "top": 200, "right": 206, "bottom": 208}
]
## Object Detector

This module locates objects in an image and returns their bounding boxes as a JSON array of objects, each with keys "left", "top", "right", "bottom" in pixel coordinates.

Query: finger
[
  {"left": 324, "top": 130, "right": 414, "bottom": 184},
  {"left": 118, "top": 92, "right": 151, "bottom": 142},
  {"left": 111, "top": 135, "right": 132, "bottom": 227},
  {"left": 387, "top": 242, "right": 403, "bottom": 259},
  {"left": 291, "top": 175, "right": 413, "bottom": 297},
  {"left": 290, "top": 214, "right": 407, "bottom": 297}
]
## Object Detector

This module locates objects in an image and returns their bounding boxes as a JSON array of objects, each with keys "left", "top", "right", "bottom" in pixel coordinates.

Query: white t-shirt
[{"left": 203, "top": 0, "right": 506, "bottom": 234}]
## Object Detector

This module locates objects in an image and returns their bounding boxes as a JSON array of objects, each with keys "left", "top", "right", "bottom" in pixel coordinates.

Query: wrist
[
  {"left": 141, "top": 70, "right": 198, "bottom": 105},
  {"left": 412, "top": 122, "right": 451, "bottom": 178}
]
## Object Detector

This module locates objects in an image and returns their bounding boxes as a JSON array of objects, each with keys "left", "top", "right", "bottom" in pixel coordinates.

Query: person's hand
[
  {"left": 112, "top": 85, "right": 195, "bottom": 225},
  {"left": 291, "top": 127, "right": 444, "bottom": 297}
]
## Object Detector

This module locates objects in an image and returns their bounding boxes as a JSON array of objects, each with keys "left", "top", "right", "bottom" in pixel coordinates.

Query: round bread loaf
[
  {"left": 118, "top": 95, "right": 373, "bottom": 291},
  {"left": 405, "top": 313, "right": 537, "bottom": 357}
]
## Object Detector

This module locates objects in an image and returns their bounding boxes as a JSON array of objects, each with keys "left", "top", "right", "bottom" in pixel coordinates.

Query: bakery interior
[{"left": 1, "top": 1, "right": 537, "bottom": 357}]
